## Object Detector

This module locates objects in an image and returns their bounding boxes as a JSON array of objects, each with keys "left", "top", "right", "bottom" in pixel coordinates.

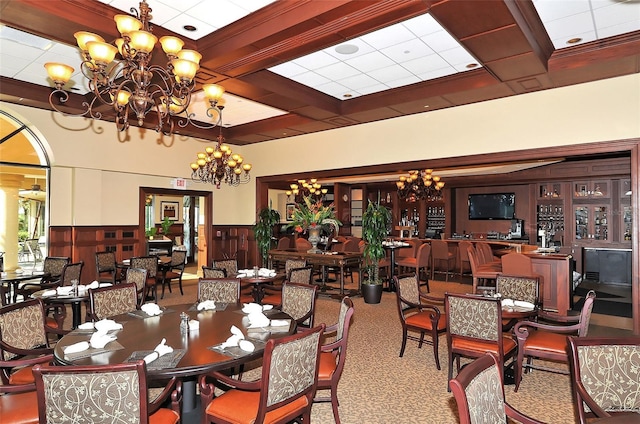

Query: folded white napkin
[
  {"left": 64, "top": 341, "right": 90, "bottom": 354},
  {"left": 238, "top": 339, "right": 255, "bottom": 352},
  {"left": 258, "top": 268, "right": 276, "bottom": 277},
  {"left": 77, "top": 322, "right": 95, "bottom": 330},
  {"left": 143, "top": 338, "right": 174, "bottom": 364},
  {"left": 248, "top": 312, "right": 270, "bottom": 328},
  {"left": 197, "top": 300, "right": 216, "bottom": 311},
  {"left": 41, "top": 289, "right": 57, "bottom": 297},
  {"left": 141, "top": 303, "right": 162, "bottom": 316},
  {"left": 514, "top": 300, "right": 535, "bottom": 309},
  {"left": 90, "top": 331, "right": 116, "bottom": 349},
  {"left": 242, "top": 303, "right": 262, "bottom": 314},
  {"left": 262, "top": 304, "right": 273, "bottom": 311},
  {"left": 99, "top": 283, "right": 113, "bottom": 287},
  {"left": 56, "top": 286, "right": 74, "bottom": 295},
  {"left": 94, "top": 319, "right": 122, "bottom": 333},
  {"left": 270, "top": 319, "right": 289, "bottom": 327},
  {"left": 218, "top": 326, "right": 254, "bottom": 352},
  {"left": 220, "top": 334, "right": 244, "bottom": 349},
  {"left": 188, "top": 320, "right": 200, "bottom": 330},
  {"left": 501, "top": 299, "right": 515, "bottom": 307}
]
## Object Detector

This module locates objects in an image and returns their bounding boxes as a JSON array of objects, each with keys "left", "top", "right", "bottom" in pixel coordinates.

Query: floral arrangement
[{"left": 287, "top": 196, "right": 341, "bottom": 235}]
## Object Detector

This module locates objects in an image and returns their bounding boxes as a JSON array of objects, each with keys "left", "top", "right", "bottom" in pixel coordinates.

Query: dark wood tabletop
[{"left": 53, "top": 303, "right": 295, "bottom": 379}]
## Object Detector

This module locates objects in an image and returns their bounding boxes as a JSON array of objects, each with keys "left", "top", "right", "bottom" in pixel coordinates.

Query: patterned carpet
[{"left": 156, "top": 277, "right": 576, "bottom": 424}]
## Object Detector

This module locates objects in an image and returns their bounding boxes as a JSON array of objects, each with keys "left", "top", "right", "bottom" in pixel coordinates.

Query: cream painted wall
[{"left": 2, "top": 74, "right": 639, "bottom": 227}]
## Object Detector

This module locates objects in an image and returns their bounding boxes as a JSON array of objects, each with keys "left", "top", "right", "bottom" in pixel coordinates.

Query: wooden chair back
[
  {"left": 202, "top": 266, "right": 226, "bottom": 278},
  {"left": 495, "top": 274, "right": 540, "bottom": 306},
  {"left": 282, "top": 282, "right": 318, "bottom": 328},
  {"left": 287, "top": 266, "right": 314, "bottom": 284},
  {"left": 212, "top": 259, "right": 238, "bottom": 277}
]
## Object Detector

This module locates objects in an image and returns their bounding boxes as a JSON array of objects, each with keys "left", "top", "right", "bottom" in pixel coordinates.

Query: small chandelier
[
  {"left": 44, "top": 0, "right": 226, "bottom": 135},
  {"left": 396, "top": 169, "right": 445, "bottom": 202},
  {"left": 189, "top": 127, "right": 252, "bottom": 188},
  {"left": 286, "top": 179, "right": 327, "bottom": 203}
]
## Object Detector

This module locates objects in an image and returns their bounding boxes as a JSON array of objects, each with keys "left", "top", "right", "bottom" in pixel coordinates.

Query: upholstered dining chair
[
  {"left": 281, "top": 281, "right": 318, "bottom": 329},
  {"left": 95, "top": 250, "right": 118, "bottom": 285},
  {"left": 295, "top": 237, "right": 313, "bottom": 252},
  {"left": 44, "top": 261, "right": 84, "bottom": 327},
  {"left": 199, "top": 325, "right": 324, "bottom": 424},
  {"left": 445, "top": 292, "right": 517, "bottom": 390},
  {"left": 396, "top": 243, "right": 432, "bottom": 290},
  {"left": 159, "top": 249, "right": 187, "bottom": 299},
  {"left": 125, "top": 267, "right": 148, "bottom": 306},
  {"left": 495, "top": 274, "right": 540, "bottom": 306},
  {"left": 431, "top": 239, "right": 455, "bottom": 281},
  {"left": 285, "top": 259, "right": 307, "bottom": 279},
  {"left": 314, "top": 297, "right": 355, "bottom": 424},
  {"left": 0, "top": 299, "right": 60, "bottom": 388},
  {"left": 287, "top": 266, "right": 314, "bottom": 285},
  {"left": 212, "top": 259, "right": 238, "bottom": 277},
  {"left": 501, "top": 252, "right": 544, "bottom": 295},
  {"left": 131, "top": 256, "right": 159, "bottom": 302},
  {"left": 262, "top": 267, "right": 315, "bottom": 307},
  {"left": 394, "top": 274, "right": 446, "bottom": 370},
  {"left": 568, "top": 336, "right": 640, "bottom": 423},
  {"left": 88, "top": 282, "right": 139, "bottom": 321},
  {"left": 202, "top": 266, "right": 226, "bottom": 278},
  {"left": 476, "top": 242, "right": 500, "bottom": 266},
  {"left": 15, "top": 256, "right": 70, "bottom": 301},
  {"left": 467, "top": 245, "right": 500, "bottom": 295},
  {"left": 450, "top": 353, "right": 546, "bottom": 424},
  {"left": 457, "top": 240, "right": 473, "bottom": 278},
  {"left": 33, "top": 361, "right": 182, "bottom": 424},
  {"left": 198, "top": 278, "right": 241, "bottom": 304},
  {"left": 0, "top": 370, "right": 40, "bottom": 424},
  {"left": 512, "top": 290, "right": 596, "bottom": 392}
]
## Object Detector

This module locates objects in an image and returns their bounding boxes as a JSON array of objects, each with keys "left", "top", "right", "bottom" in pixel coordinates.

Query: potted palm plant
[
  {"left": 286, "top": 196, "right": 341, "bottom": 253},
  {"left": 361, "top": 198, "right": 392, "bottom": 304},
  {"left": 253, "top": 205, "right": 281, "bottom": 267}
]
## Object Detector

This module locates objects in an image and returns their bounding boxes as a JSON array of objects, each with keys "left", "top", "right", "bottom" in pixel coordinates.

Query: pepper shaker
[{"left": 180, "top": 312, "right": 189, "bottom": 333}]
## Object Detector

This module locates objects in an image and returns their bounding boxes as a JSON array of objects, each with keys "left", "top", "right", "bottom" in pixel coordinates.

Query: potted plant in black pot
[
  {"left": 361, "top": 198, "right": 392, "bottom": 304},
  {"left": 253, "top": 205, "right": 281, "bottom": 267}
]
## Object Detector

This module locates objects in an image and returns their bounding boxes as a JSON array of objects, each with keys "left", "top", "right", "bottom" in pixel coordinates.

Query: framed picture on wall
[
  {"left": 286, "top": 203, "right": 296, "bottom": 221},
  {"left": 161, "top": 201, "right": 179, "bottom": 221}
]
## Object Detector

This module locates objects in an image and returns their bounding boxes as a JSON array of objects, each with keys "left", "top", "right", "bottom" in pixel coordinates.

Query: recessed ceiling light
[
  {"left": 466, "top": 63, "right": 478, "bottom": 69},
  {"left": 567, "top": 37, "right": 582, "bottom": 44},
  {"left": 335, "top": 44, "right": 359, "bottom": 55},
  {"left": 343, "top": 93, "right": 352, "bottom": 98},
  {"left": 183, "top": 25, "right": 197, "bottom": 32}
]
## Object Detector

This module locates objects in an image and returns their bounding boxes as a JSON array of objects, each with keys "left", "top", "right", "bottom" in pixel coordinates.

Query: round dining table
[
  {"left": 32, "top": 287, "right": 89, "bottom": 329},
  {"left": 53, "top": 303, "right": 295, "bottom": 412}
]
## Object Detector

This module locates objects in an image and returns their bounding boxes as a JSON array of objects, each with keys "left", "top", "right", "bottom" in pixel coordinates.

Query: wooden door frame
[{"left": 138, "top": 187, "right": 213, "bottom": 265}]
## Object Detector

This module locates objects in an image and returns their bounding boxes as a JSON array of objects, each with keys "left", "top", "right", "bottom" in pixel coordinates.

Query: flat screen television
[{"left": 468, "top": 193, "right": 515, "bottom": 220}]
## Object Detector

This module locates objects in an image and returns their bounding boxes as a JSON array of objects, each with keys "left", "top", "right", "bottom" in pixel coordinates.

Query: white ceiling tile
[
  {"left": 420, "top": 29, "right": 461, "bottom": 53},
  {"left": 161, "top": 14, "right": 216, "bottom": 40},
  {"left": 356, "top": 83, "right": 389, "bottom": 96},
  {"left": 532, "top": 0, "right": 591, "bottom": 22},
  {"left": 0, "top": 39, "right": 46, "bottom": 61},
  {"left": 288, "top": 71, "right": 331, "bottom": 87},
  {"left": 386, "top": 74, "right": 421, "bottom": 89},
  {"left": 438, "top": 46, "right": 477, "bottom": 68},
  {"left": 313, "top": 61, "right": 360, "bottom": 80},
  {"left": 269, "top": 61, "right": 309, "bottom": 77},
  {"left": 145, "top": 3, "right": 182, "bottom": 26},
  {"left": 380, "top": 38, "right": 433, "bottom": 63},
  {"left": 45, "top": 42, "right": 84, "bottom": 63},
  {"left": 344, "top": 51, "right": 396, "bottom": 73},
  {"left": 543, "top": 11, "right": 594, "bottom": 41},
  {"left": 401, "top": 14, "right": 443, "bottom": 38},
  {"left": 597, "top": 21, "right": 640, "bottom": 38},
  {"left": 156, "top": 0, "right": 202, "bottom": 13},
  {"left": 336, "top": 74, "right": 381, "bottom": 91},
  {"left": 593, "top": 2, "right": 640, "bottom": 30},
  {"left": 417, "top": 67, "right": 460, "bottom": 81},
  {"left": 360, "top": 24, "right": 417, "bottom": 50},
  {"left": 401, "top": 54, "right": 450, "bottom": 75},
  {"left": 291, "top": 51, "right": 339, "bottom": 70},
  {"left": 550, "top": 30, "right": 597, "bottom": 49},
  {"left": 367, "top": 64, "right": 414, "bottom": 84},
  {"left": 185, "top": 1, "right": 248, "bottom": 29},
  {"left": 229, "top": 0, "right": 277, "bottom": 13},
  {"left": 314, "top": 81, "right": 351, "bottom": 98}
]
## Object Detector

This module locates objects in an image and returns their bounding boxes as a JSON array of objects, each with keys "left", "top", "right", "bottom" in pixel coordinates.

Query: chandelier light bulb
[
  {"left": 397, "top": 169, "right": 445, "bottom": 201},
  {"left": 203, "top": 84, "right": 225, "bottom": 103},
  {"left": 86, "top": 41, "right": 118, "bottom": 65},
  {"left": 177, "top": 49, "right": 202, "bottom": 65},
  {"left": 171, "top": 59, "right": 199, "bottom": 82},
  {"left": 128, "top": 30, "right": 157, "bottom": 53},
  {"left": 44, "top": 63, "right": 74, "bottom": 86},
  {"left": 74, "top": 31, "right": 105, "bottom": 51},
  {"left": 213, "top": 151, "right": 223, "bottom": 159},
  {"left": 114, "top": 14, "right": 142, "bottom": 35},
  {"left": 159, "top": 36, "right": 184, "bottom": 56},
  {"left": 190, "top": 163, "right": 198, "bottom": 170},
  {"left": 114, "top": 90, "right": 131, "bottom": 106}
]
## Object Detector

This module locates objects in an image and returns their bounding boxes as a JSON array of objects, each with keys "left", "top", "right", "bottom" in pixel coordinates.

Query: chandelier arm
[{"left": 175, "top": 110, "right": 221, "bottom": 129}]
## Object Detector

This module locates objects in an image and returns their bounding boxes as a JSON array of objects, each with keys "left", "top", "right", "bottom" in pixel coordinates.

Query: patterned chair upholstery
[
  {"left": 285, "top": 259, "right": 306, "bottom": 278},
  {"left": 394, "top": 274, "right": 446, "bottom": 369},
  {"left": 95, "top": 251, "right": 118, "bottom": 285},
  {"left": 199, "top": 325, "right": 324, "bottom": 424},
  {"left": 513, "top": 290, "right": 596, "bottom": 392},
  {"left": 288, "top": 266, "right": 313, "bottom": 284},
  {"left": 159, "top": 250, "right": 187, "bottom": 299},
  {"left": 568, "top": 336, "right": 640, "bottom": 423},
  {"left": 131, "top": 256, "right": 159, "bottom": 302},
  {"left": 212, "top": 259, "right": 238, "bottom": 277},
  {"left": 126, "top": 267, "right": 148, "bottom": 306},
  {"left": 59, "top": 261, "right": 84, "bottom": 286},
  {"left": 450, "top": 353, "right": 545, "bottom": 424},
  {"left": 496, "top": 274, "right": 540, "bottom": 305},
  {"left": 198, "top": 278, "right": 241, "bottom": 304},
  {"left": 88, "top": 283, "right": 139, "bottom": 321},
  {"left": 202, "top": 266, "right": 226, "bottom": 278},
  {"left": 445, "top": 293, "right": 517, "bottom": 390},
  {"left": 281, "top": 282, "right": 318, "bottom": 329},
  {"left": 0, "top": 299, "right": 58, "bottom": 388},
  {"left": 32, "top": 361, "right": 182, "bottom": 424},
  {"left": 314, "top": 297, "right": 355, "bottom": 424}
]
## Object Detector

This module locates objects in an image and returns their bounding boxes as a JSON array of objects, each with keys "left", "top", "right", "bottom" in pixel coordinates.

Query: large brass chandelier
[
  {"left": 286, "top": 179, "right": 327, "bottom": 203},
  {"left": 396, "top": 169, "right": 445, "bottom": 202},
  {"left": 44, "top": 0, "right": 225, "bottom": 134},
  {"left": 189, "top": 127, "right": 252, "bottom": 188}
]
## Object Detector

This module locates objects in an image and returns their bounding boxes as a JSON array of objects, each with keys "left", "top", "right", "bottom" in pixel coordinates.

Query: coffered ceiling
[{"left": 1, "top": 0, "right": 639, "bottom": 146}]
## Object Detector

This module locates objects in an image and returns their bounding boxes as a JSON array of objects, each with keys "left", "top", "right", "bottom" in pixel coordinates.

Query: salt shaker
[
  {"left": 179, "top": 312, "right": 189, "bottom": 333},
  {"left": 71, "top": 279, "right": 79, "bottom": 295}
]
